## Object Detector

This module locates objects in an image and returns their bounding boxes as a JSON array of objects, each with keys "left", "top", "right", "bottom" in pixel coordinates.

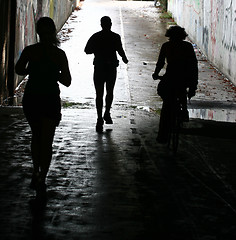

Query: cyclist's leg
[
  {"left": 157, "top": 97, "right": 172, "bottom": 143},
  {"left": 172, "top": 98, "right": 180, "bottom": 153},
  {"left": 179, "top": 89, "right": 189, "bottom": 121}
]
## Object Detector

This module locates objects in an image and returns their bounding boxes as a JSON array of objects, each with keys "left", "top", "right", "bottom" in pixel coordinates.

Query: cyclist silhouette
[
  {"left": 152, "top": 26, "right": 198, "bottom": 143},
  {"left": 85, "top": 16, "right": 128, "bottom": 132},
  {"left": 15, "top": 17, "right": 71, "bottom": 193}
]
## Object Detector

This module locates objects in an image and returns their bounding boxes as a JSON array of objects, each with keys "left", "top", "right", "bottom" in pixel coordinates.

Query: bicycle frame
[{"left": 167, "top": 95, "right": 183, "bottom": 154}]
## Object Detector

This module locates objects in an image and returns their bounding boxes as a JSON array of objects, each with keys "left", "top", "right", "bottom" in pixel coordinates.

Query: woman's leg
[
  {"left": 39, "top": 117, "right": 57, "bottom": 183},
  {"left": 30, "top": 118, "right": 56, "bottom": 188},
  {"left": 29, "top": 121, "right": 43, "bottom": 190},
  {"left": 30, "top": 122, "right": 41, "bottom": 175},
  {"left": 23, "top": 95, "right": 41, "bottom": 176}
]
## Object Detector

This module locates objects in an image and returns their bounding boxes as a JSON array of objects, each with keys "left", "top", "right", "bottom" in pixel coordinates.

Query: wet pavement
[{"left": 1, "top": 0, "right": 236, "bottom": 239}]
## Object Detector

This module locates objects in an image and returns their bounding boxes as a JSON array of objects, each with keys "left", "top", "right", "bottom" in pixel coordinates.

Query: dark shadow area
[
  {"left": 28, "top": 193, "right": 47, "bottom": 240},
  {"left": 181, "top": 118, "right": 236, "bottom": 139}
]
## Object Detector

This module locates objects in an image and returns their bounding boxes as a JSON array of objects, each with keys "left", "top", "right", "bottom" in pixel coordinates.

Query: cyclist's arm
[{"left": 153, "top": 44, "right": 166, "bottom": 79}]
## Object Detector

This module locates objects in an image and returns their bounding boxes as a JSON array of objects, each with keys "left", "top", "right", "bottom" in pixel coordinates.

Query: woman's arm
[
  {"left": 58, "top": 51, "right": 71, "bottom": 87},
  {"left": 15, "top": 47, "right": 30, "bottom": 76}
]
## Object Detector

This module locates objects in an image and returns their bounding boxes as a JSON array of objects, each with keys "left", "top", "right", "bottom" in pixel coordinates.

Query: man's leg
[
  {"left": 104, "top": 68, "right": 117, "bottom": 124},
  {"left": 94, "top": 67, "right": 105, "bottom": 131},
  {"left": 95, "top": 83, "right": 104, "bottom": 120}
]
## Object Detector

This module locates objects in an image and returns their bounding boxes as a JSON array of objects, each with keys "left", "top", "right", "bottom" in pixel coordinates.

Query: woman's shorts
[{"left": 23, "top": 93, "right": 61, "bottom": 126}]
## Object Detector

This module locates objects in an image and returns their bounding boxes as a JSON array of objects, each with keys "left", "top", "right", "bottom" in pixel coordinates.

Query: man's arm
[
  {"left": 84, "top": 35, "right": 95, "bottom": 54},
  {"left": 117, "top": 36, "right": 128, "bottom": 64}
]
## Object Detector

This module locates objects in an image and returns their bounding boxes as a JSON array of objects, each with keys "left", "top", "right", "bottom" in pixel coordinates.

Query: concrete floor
[{"left": 1, "top": 0, "right": 236, "bottom": 239}]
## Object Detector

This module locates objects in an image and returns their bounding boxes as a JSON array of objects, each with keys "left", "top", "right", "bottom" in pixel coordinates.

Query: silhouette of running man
[
  {"left": 85, "top": 16, "right": 128, "bottom": 132},
  {"left": 15, "top": 17, "right": 71, "bottom": 194}
]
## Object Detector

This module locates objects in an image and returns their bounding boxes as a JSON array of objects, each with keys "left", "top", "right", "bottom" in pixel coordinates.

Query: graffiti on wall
[
  {"left": 16, "top": 1, "right": 37, "bottom": 59},
  {"left": 222, "top": 0, "right": 236, "bottom": 52},
  {"left": 202, "top": 26, "right": 209, "bottom": 55},
  {"left": 36, "top": 0, "right": 43, "bottom": 21},
  {"left": 209, "top": 0, "right": 219, "bottom": 60},
  {"left": 185, "top": 0, "right": 201, "bottom": 15},
  {"left": 168, "top": 0, "right": 236, "bottom": 85},
  {"left": 50, "top": 0, "right": 54, "bottom": 19}
]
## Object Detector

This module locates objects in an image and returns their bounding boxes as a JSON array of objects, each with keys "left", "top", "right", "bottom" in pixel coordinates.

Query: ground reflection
[{"left": 189, "top": 108, "right": 236, "bottom": 122}]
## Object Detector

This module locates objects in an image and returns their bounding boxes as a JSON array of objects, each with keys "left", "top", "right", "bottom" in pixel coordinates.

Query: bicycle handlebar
[{"left": 152, "top": 73, "right": 164, "bottom": 80}]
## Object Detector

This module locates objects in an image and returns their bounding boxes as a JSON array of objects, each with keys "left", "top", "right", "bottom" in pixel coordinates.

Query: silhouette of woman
[
  {"left": 152, "top": 26, "right": 198, "bottom": 143},
  {"left": 15, "top": 17, "right": 71, "bottom": 192}
]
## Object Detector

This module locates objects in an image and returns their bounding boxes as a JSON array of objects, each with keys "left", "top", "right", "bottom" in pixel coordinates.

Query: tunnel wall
[
  {"left": 0, "top": 0, "right": 77, "bottom": 104},
  {"left": 168, "top": 0, "right": 236, "bottom": 85},
  {"left": 14, "top": 0, "right": 77, "bottom": 94},
  {"left": 0, "top": 1, "right": 13, "bottom": 104},
  {"left": 15, "top": 0, "right": 76, "bottom": 53}
]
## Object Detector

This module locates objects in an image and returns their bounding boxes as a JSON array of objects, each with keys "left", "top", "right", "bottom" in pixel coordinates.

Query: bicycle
[
  {"left": 167, "top": 91, "right": 183, "bottom": 154},
  {"left": 154, "top": 75, "right": 187, "bottom": 154}
]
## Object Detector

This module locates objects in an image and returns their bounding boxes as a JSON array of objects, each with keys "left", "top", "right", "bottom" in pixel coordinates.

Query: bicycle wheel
[
  {"left": 168, "top": 98, "right": 181, "bottom": 154},
  {"left": 172, "top": 114, "right": 180, "bottom": 154}
]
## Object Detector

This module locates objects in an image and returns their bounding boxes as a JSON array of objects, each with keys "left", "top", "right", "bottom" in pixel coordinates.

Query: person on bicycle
[{"left": 152, "top": 26, "right": 198, "bottom": 143}]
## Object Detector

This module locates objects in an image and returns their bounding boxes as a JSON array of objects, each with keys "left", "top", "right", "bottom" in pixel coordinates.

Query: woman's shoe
[
  {"left": 156, "top": 135, "right": 168, "bottom": 144},
  {"left": 96, "top": 118, "right": 104, "bottom": 133},
  {"left": 30, "top": 172, "right": 40, "bottom": 190},
  {"left": 36, "top": 181, "right": 47, "bottom": 193},
  {"left": 30, "top": 172, "right": 47, "bottom": 192}
]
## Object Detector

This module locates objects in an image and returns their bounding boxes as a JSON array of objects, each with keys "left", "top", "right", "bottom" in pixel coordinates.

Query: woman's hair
[
  {"left": 36, "top": 17, "right": 60, "bottom": 46},
  {"left": 165, "top": 26, "right": 188, "bottom": 41}
]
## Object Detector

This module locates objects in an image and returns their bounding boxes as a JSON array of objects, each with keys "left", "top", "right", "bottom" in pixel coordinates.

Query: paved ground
[{"left": 1, "top": 0, "right": 236, "bottom": 239}]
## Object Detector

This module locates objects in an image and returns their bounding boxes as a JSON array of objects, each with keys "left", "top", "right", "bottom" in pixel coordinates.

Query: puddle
[
  {"left": 189, "top": 108, "right": 236, "bottom": 123},
  {"left": 136, "top": 105, "right": 236, "bottom": 123}
]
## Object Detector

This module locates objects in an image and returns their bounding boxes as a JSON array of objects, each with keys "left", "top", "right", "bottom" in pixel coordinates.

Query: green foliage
[
  {"left": 159, "top": 0, "right": 168, "bottom": 11},
  {"left": 62, "top": 101, "right": 79, "bottom": 108},
  {"left": 160, "top": 11, "right": 172, "bottom": 19}
]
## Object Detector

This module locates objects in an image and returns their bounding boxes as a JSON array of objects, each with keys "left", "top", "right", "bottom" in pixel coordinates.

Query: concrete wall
[
  {"left": 168, "top": 0, "right": 236, "bottom": 86},
  {"left": 0, "top": 1, "right": 13, "bottom": 104},
  {"left": 15, "top": 0, "right": 77, "bottom": 54}
]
